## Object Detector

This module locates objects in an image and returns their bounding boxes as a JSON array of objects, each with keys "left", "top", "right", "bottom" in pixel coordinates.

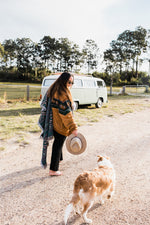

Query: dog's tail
[
  {"left": 64, "top": 192, "right": 80, "bottom": 225},
  {"left": 64, "top": 203, "right": 73, "bottom": 225}
]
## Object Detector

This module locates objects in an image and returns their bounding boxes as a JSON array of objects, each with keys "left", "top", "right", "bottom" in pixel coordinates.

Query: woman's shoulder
[{"left": 53, "top": 90, "right": 70, "bottom": 102}]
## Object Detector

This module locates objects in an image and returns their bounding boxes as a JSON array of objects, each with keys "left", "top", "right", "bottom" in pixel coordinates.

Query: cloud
[
  {"left": 1, "top": 0, "right": 149, "bottom": 58},
  {"left": 0, "top": 0, "right": 123, "bottom": 43}
]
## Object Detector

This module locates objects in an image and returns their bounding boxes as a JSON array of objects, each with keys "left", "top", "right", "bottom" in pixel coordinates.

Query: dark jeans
[{"left": 50, "top": 130, "right": 66, "bottom": 171}]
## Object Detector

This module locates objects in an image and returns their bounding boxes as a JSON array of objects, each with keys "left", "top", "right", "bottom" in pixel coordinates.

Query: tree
[
  {"left": 57, "top": 38, "right": 72, "bottom": 71},
  {"left": 104, "top": 26, "right": 149, "bottom": 85},
  {"left": 15, "top": 38, "right": 34, "bottom": 78},
  {"left": 67, "top": 44, "right": 83, "bottom": 72},
  {"left": 133, "top": 26, "right": 148, "bottom": 77},
  {"left": 2, "top": 39, "right": 17, "bottom": 68},
  {"left": 82, "top": 39, "right": 100, "bottom": 74},
  {"left": 29, "top": 42, "right": 44, "bottom": 79},
  {"left": 0, "top": 43, "right": 4, "bottom": 60},
  {"left": 103, "top": 49, "right": 117, "bottom": 95},
  {"left": 117, "top": 26, "right": 148, "bottom": 77},
  {"left": 39, "top": 36, "right": 58, "bottom": 72},
  {"left": 55, "top": 38, "right": 77, "bottom": 72}
]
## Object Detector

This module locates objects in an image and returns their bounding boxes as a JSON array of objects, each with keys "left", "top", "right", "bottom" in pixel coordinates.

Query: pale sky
[{"left": 1, "top": 0, "right": 150, "bottom": 71}]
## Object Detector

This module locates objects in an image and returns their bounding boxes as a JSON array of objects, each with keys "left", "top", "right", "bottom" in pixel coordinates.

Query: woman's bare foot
[{"left": 49, "top": 170, "right": 62, "bottom": 176}]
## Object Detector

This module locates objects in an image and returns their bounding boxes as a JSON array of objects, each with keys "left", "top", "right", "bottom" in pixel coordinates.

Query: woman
[{"left": 47, "top": 72, "right": 78, "bottom": 176}]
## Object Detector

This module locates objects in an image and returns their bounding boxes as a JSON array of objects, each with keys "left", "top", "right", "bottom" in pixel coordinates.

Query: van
[{"left": 40, "top": 73, "right": 107, "bottom": 109}]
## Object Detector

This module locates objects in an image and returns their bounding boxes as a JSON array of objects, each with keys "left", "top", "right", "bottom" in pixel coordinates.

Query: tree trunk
[
  {"left": 135, "top": 59, "right": 138, "bottom": 78},
  {"left": 110, "top": 76, "right": 113, "bottom": 95},
  {"left": 35, "top": 68, "right": 37, "bottom": 78},
  {"left": 148, "top": 60, "right": 150, "bottom": 76},
  {"left": 87, "top": 61, "right": 90, "bottom": 74},
  {"left": 119, "top": 63, "right": 122, "bottom": 75}
]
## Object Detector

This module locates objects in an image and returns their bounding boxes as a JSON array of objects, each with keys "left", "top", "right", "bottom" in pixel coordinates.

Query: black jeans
[{"left": 50, "top": 130, "right": 66, "bottom": 171}]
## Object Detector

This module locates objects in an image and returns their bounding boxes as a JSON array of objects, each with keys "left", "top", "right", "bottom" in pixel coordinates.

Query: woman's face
[{"left": 67, "top": 76, "right": 74, "bottom": 88}]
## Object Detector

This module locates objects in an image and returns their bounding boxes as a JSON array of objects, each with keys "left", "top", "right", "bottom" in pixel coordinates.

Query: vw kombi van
[{"left": 40, "top": 74, "right": 107, "bottom": 109}]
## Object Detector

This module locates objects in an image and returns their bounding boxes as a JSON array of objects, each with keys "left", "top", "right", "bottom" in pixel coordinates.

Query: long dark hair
[{"left": 47, "top": 72, "right": 74, "bottom": 98}]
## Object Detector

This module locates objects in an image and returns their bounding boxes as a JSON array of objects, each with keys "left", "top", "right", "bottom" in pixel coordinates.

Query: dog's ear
[{"left": 97, "top": 155, "right": 103, "bottom": 162}]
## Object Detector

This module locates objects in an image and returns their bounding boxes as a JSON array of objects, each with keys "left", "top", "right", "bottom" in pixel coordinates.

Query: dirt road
[{"left": 0, "top": 108, "right": 150, "bottom": 225}]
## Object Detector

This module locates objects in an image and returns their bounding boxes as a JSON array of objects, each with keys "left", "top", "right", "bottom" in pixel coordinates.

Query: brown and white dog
[{"left": 64, "top": 155, "right": 115, "bottom": 224}]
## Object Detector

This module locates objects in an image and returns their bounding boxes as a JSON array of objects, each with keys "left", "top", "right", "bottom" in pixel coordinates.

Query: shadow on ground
[
  {"left": 0, "top": 107, "right": 41, "bottom": 117},
  {"left": 54, "top": 203, "right": 101, "bottom": 225},
  {"left": 0, "top": 166, "right": 50, "bottom": 194}
]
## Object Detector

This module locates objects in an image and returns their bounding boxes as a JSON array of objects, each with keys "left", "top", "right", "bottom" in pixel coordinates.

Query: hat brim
[{"left": 66, "top": 133, "right": 87, "bottom": 155}]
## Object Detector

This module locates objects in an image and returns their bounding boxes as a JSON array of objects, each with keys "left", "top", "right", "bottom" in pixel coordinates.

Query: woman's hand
[{"left": 72, "top": 129, "right": 78, "bottom": 136}]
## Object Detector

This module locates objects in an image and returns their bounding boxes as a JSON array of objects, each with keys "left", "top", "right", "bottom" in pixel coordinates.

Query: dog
[{"left": 64, "top": 155, "right": 115, "bottom": 224}]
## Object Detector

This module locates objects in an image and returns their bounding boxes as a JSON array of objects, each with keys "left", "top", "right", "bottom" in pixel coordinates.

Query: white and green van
[{"left": 40, "top": 74, "right": 107, "bottom": 110}]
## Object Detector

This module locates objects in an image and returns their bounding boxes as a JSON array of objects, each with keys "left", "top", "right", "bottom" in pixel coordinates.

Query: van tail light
[{"left": 40, "top": 94, "right": 42, "bottom": 100}]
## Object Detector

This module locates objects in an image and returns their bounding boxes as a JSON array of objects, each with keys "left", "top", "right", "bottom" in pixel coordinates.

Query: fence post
[
  {"left": 145, "top": 85, "right": 149, "bottom": 93},
  {"left": 122, "top": 86, "right": 126, "bottom": 94},
  {"left": 27, "top": 85, "right": 30, "bottom": 101}
]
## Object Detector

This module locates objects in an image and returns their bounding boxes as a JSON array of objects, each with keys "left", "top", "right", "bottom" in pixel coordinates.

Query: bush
[{"left": 92, "top": 70, "right": 150, "bottom": 87}]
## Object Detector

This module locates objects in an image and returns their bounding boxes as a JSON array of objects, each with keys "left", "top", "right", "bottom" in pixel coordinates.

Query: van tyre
[
  {"left": 96, "top": 98, "right": 103, "bottom": 108},
  {"left": 73, "top": 101, "right": 79, "bottom": 110}
]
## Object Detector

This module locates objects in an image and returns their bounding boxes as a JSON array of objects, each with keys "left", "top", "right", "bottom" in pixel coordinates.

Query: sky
[{"left": 1, "top": 0, "right": 150, "bottom": 72}]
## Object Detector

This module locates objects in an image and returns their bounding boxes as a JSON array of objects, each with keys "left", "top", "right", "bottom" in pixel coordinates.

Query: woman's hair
[{"left": 47, "top": 72, "right": 74, "bottom": 98}]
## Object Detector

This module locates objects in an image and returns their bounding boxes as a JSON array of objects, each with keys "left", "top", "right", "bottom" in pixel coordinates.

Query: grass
[
  {"left": 0, "top": 101, "right": 41, "bottom": 140},
  {"left": 1, "top": 84, "right": 149, "bottom": 102},
  {"left": 0, "top": 95, "right": 150, "bottom": 142},
  {"left": 107, "top": 86, "right": 150, "bottom": 94},
  {"left": 75, "top": 95, "right": 150, "bottom": 126},
  {"left": 0, "top": 83, "right": 41, "bottom": 101},
  {"left": 0, "top": 146, "right": 5, "bottom": 151}
]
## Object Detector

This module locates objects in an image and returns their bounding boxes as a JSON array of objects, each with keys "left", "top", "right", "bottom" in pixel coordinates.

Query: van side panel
[
  {"left": 71, "top": 78, "right": 98, "bottom": 104},
  {"left": 41, "top": 78, "right": 56, "bottom": 100},
  {"left": 40, "top": 75, "right": 107, "bottom": 106},
  {"left": 96, "top": 87, "right": 107, "bottom": 103},
  {"left": 95, "top": 80, "right": 107, "bottom": 103},
  {"left": 71, "top": 88, "right": 84, "bottom": 103}
]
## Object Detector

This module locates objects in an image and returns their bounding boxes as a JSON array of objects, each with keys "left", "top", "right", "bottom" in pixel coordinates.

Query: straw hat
[{"left": 66, "top": 133, "right": 87, "bottom": 155}]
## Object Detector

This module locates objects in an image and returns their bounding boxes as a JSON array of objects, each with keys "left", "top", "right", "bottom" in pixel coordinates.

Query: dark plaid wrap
[{"left": 38, "top": 92, "right": 53, "bottom": 168}]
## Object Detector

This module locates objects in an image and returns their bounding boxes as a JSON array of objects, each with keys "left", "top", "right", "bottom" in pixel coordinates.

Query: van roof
[{"left": 43, "top": 74, "right": 103, "bottom": 81}]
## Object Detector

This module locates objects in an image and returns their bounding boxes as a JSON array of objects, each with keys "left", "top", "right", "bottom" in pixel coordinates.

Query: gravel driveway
[{"left": 0, "top": 108, "right": 150, "bottom": 225}]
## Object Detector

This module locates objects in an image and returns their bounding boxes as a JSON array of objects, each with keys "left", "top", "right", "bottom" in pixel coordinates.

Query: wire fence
[
  {"left": 107, "top": 85, "right": 150, "bottom": 96},
  {"left": 0, "top": 84, "right": 150, "bottom": 102},
  {"left": 0, "top": 84, "right": 41, "bottom": 101},
  {"left": 122, "top": 85, "right": 150, "bottom": 96}
]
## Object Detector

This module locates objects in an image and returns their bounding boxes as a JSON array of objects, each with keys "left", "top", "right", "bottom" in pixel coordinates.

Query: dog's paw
[
  {"left": 74, "top": 206, "right": 81, "bottom": 215},
  {"left": 107, "top": 194, "right": 111, "bottom": 199},
  {"left": 75, "top": 209, "right": 81, "bottom": 215},
  {"left": 84, "top": 218, "right": 93, "bottom": 224},
  {"left": 100, "top": 199, "right": 104, "bottom": 205}
]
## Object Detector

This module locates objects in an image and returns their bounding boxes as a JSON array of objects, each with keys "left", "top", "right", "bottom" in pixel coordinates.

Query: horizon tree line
[{"left": 0, "top": 26, "right": 150, "bottom": 82}]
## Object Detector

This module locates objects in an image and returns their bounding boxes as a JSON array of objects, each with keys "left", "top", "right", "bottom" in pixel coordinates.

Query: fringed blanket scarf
[{"left": 38, "top": 92, "right": 53, "bottom": 168}]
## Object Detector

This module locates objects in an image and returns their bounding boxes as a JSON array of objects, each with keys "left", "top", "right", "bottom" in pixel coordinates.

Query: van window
[
  {"left": 44, "top": 79, "right": 55, "bottom": 86},
  {"left": 73, "top": 79, "right": 83, "bottom": 88},
  {"left": 97, "top": 81, "right": 103, "bottom": 87},
  {"left": 84, "top": 80, "right": 96, "bottom": 88}
]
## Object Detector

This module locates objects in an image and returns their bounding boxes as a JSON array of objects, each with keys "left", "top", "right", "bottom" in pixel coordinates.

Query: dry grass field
[{"left": 0, "top": 97, "right": 150, "bottom": 225}]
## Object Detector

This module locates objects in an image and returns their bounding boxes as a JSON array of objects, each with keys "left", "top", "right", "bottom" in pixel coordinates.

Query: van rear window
[
  {"left": 84, "top": 80, "right": 96, "bottom": 88},
  {"left": 97, "top": 81, "right": 103, "bottom": 87},
  {"left": 44, "top": 79, "right": 55, "bottom": 86},
  {"left": 73, "top": 79, "right": 83, "bottom": 88}
]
